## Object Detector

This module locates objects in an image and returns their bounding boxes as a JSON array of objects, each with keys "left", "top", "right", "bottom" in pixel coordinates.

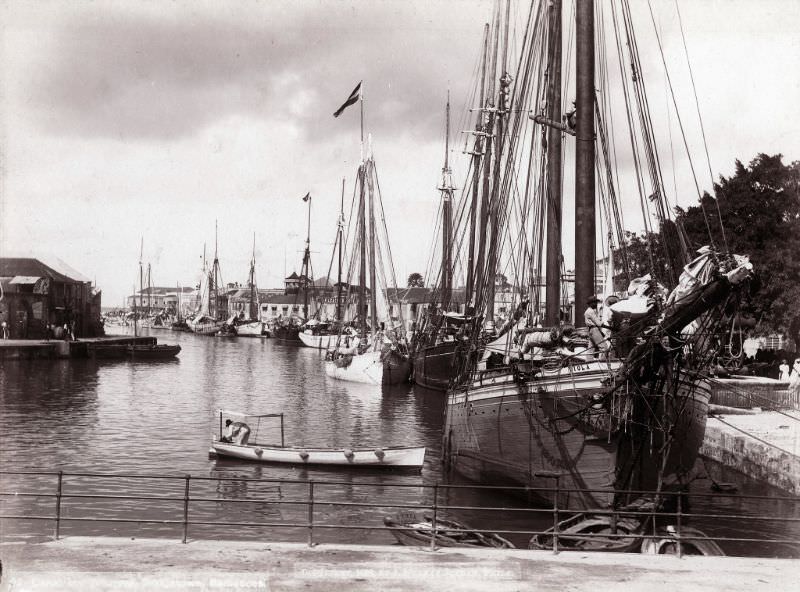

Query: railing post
[
  {"left": 307, "top": 481, "right": 314, "bottom": 547},
  {"left": 280, "top": 414, "right": 285, "bottom": 447},
  {"left": 676, "top": 493, "right": 682, "bottom": 558},
  {"left": 552, "top": 479, "right": 559, "bottom": 554},
  {"left": 54, "top": 471, "right": 64, "bottom": 541},
  {"left": 430, "top": 484, "right": 439, "bottom": 552},
  {"left": 182, "top": 474, "right": 191, "bottom": 544}
]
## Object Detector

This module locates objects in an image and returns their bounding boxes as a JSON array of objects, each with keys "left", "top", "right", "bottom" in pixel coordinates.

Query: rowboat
[
  {"left": 383, "top": 512, "right": 515, "bottom": 548},
  {"left": 210, "top": 438, "right": 425, "bottom": 468},
  {"left": 209, "top": 410, "right": 424, "bottom": 469}
]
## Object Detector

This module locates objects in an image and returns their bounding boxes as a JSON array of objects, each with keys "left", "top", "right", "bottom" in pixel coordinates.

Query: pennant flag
[
  {"left": 302, "top": 192, "right": 311, "bottom": 202},
  {"left": 333, "top": 81, "right": 362, "bottom": 118}
]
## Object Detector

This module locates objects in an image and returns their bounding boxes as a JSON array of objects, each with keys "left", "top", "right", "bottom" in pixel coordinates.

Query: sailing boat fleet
[{"left": 121, "top": 0, "right": 756, "bottom": 547}]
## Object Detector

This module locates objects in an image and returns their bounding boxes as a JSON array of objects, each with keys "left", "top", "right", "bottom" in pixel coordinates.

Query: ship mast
[
  {"left": 358, "top": 164, "right": 367, "bottom": 338},
  {"left": 484, "top": 0, "right": 512, "bottom": 323},
  {"left": 574, "top": 0, "right": 596, "bottom": 326},
  {"left": 249, "top": 233, "right": 258, "bottom": 320},
  {"left": 336, "top": 178, "right": 345, "bottom": 322},
  {"left": 301, "top": 197, "right": 311, "bottom": 320},
  {"left": 440, "top": 95, "right": 454, "bottom": 311},
  {"left": 545, "top": 0, "right": 563, "bottom": 326},
  {"left": 465, "top": 25, "right": 490, "bottom": 306}
]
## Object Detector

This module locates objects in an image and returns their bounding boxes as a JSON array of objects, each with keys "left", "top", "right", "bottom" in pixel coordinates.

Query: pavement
[{"left": 1, "top": 537, "right": 798, "bottom": 592}]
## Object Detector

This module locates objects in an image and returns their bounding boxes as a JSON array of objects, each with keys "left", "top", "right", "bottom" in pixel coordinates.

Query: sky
[{"left": 1, "top": 0, "right": 798, "bottom": 307}]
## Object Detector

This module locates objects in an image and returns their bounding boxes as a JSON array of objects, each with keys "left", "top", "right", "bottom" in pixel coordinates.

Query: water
[{"left": 1, "top": 327, "right": 798, "bottom": 556}]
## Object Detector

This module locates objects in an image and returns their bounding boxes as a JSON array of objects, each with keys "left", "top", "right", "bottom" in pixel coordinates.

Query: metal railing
[{"left": 1, "top": 470, "right": 798, "bottom": 557}]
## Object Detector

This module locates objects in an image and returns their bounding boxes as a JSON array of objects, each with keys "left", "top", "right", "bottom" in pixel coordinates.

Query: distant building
[{"left": 0, "top": 257, "right": 102, "bottom": 339}]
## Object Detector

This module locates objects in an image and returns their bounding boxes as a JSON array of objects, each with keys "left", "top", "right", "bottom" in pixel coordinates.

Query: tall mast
[
  {"left": 466, "top": 24, "right": 490, "bottom": 305},
  {"left": 367, "top": 158, "right": 378, "bottom": 335},
  {"left": 485, "top": 0, "right": 512, "bottom": 323},
  {"left": 212, "top": 220, "right": 222, "bottom": 321},
  {"left": 146, "top": 263, "right": 152, "bottom": 317},
  {"left": 574, "top": 0, "right": 595, "bottom": 326},
  {"left": 249, "top": 233, "right": 257, "bottom": 320},
  {"left": 138, "top": 238, "right": 143, "bottom": 319},
  {"left": 336, "top": 178, "right": 345, "bottom": 322},
  {"left": 545, "top": 0, "right": 563, "bottom": 326},
  {"left": 440, "top": 94, "right": 454, "bottom": 311},
  {"left": 358, "top": 165, "right": 367, "bottom": 338},
  {"left": 473, "top": 8, "right": 501, "bottom": 318},
  {"left": 302, "top": 196, "right": 311, "bottom": 320}
]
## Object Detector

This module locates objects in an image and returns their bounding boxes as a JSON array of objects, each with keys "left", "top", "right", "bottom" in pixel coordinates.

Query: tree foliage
[
  {"left": 618, "top": 154, "right": 800, "bottom": 346},
  {"left": 407, "top": 272, "right": 425, "bottom": 288},
  {"left": 677, "top": 153, "right": 800, "bottom": 346}
]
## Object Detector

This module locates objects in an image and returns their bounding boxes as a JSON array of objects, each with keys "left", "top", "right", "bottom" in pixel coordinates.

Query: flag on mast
[
  {"left": 302, "top": 192, "right": 310, "bottom": 202},
  {"left": 333, "top": 81, "right": 362, "bottom": 118}
]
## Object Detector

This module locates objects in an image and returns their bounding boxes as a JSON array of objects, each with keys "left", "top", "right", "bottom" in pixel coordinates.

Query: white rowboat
[{"left": 210, "top": 438, "right": 425, "bottom": 469}]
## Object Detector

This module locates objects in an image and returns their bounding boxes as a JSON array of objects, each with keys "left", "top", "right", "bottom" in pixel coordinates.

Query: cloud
[{"left": 8, "top": 1, "right": 490, "bottom": 144}]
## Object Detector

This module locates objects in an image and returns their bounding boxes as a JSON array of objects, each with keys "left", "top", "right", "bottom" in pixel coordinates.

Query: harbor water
[{"left": 1, "top": 327, "right": 798, "bottom": 557}]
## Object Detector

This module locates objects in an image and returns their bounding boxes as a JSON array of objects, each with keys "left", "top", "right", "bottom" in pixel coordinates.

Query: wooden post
[
  {"left": 430, "top": 484, "right": 439, "bottom": 552},
  {"left": 182, "top": 474, "right": 191, "bottom": 543},
  {"left": 552, "top": 479, "right": 560, "bottom": 553},
  {"left": 54, "top": 470, "right": 64, "bottom": 540},
  {"left": 676, "top": 493, "right": 683, "bottom": 558},
  {"left": 280, "top": 414, "right": 285, "bottom": 447},
  {"left": 307, "top": 481, "right": 315, "bottom": 547}
]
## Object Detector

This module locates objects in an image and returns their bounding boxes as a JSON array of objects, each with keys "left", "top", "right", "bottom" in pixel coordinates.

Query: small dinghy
[
  {"left": 209, "top": 411, "right": 425, "bottom": 469},
  {"left": 528, "top": 513, "right": 642, "bottom": 552},
  {"left": 127, "top": 344, "right": 181, "bottom": 359},
  {"left": 383, "top": 511, "right": 515, "bottom": 548}
]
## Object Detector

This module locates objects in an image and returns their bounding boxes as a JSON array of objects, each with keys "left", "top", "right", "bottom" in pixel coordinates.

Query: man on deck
[{"left": 584, "top": 296, "right": 604, "bottom": 356}]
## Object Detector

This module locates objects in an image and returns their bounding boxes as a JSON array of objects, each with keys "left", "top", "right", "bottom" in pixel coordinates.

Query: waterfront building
[{"left": 0, "top": 257, "right": 102, "bottom": 339}]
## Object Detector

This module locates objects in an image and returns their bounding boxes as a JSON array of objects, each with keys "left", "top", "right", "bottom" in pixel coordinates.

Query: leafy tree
[
  {"left": 614, "top": 154, "right": 800, "bottom": 348},
  {"left": 676, "top": 153, "right": 800, "bottom": 347},
  {"left": 407, "top": 272, "right": 425, "bottom": 288}
]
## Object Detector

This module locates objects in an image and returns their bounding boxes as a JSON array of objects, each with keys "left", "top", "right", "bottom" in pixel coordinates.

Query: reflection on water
[{"left": 0, "top": 327, "right": 798, "bottom": 556}]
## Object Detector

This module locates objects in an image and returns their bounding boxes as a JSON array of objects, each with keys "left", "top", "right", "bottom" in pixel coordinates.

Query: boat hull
[
  {"left": 443, "top": 359, "right": 710, "bottom": 510},
  {"left": 298, "top": 331, "right": 337, "bottom": 349},
  {"left": 127, "top": 344, "right": 181, "bottom": 359},
  {"left": 210, "top": 440, "right": 425, "bottom": 468},
  {"left": 412, "top": 340, "right": 461, "bottom": 391},
  {"left": 236, "top": 321, "right": 270, "bottom": 337},
  {"left": 272, "top": 325, "right": 303, "bottom": 345},
  {"left": 325, "top": 349, "right": 411, "bottom": 385},
  {"left": 187, "top": 320, "right": 221, "bottom": 335},
  {"left": 383, "top": 513, "right": 515, "bottom": 548}
]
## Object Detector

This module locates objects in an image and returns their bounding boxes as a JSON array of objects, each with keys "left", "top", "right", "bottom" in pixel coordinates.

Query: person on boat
[
  {"left": 221, "top": 419, "right": 251, "bottom": 444},
  {"left": 584, "top": 296, "right": 604, "bottom": 356}
]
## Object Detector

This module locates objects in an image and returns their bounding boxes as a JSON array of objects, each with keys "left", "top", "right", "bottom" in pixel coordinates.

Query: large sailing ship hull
[{"left": 443, "top": 359, "right": 710, "bottom": 510}]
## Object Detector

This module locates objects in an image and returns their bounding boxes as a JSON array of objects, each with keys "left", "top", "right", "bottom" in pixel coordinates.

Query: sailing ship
[
  {"left": 124, "top": 242, "right": 182, "bottom": 359},
  {"left": 411, "top": 97, "right": 473, "bottom": 391},
  {"left": 324, "top": 90, "right": 411, "bottom": 385},
  {"left": 187, "top": 226, "right": 226, "bottom": 336},
  {"left": 273, "top": 197, "right": 314, "bottom": 345},
  {"left": 299, "top": 180, "right": 351, "bottom": 349},
  {"left": 441, "top": 0, "right": 754, "bottom": 518},
  {"left": 221, "top": 236, "right": 270, "bottom": 337}
]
